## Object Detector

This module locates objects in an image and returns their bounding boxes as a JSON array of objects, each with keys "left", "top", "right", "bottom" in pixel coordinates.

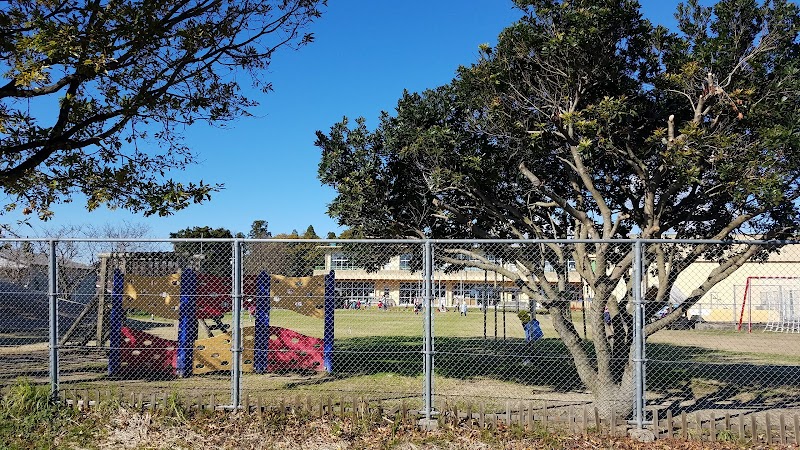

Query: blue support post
[
  {"left": 323, "top": 270, "right": 335, "bottom": 373},
  {"left": 176, "top": 268, "right": 198, "bottom": 377},
  {"left": 108, "top": 269, "right": 124, "bottom": 376},
  {"left": 254, "top": 271, "right": 271, "bottom": 373}
]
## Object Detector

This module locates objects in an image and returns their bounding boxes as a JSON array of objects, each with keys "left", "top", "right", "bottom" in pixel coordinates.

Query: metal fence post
[
  {"left": 231, "top": 240, "right": 243, "bottom": 408},
  {"left": 632, "top": 239, "right": 644, "bottom": 429},
  {"left": 48, "top": 240, "right": 59, "bottom": 400},
  {"left": 422, "top": 240, "right": 435, "bottom": 422}
]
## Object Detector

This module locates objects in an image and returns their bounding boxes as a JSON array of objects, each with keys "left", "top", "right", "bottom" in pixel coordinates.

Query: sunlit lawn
[
  {"left": 137, "top": 306, "right": 800, "bottom": 364},
  {"left": 140, "top": 306, "right": 541, "bottom": 339}
]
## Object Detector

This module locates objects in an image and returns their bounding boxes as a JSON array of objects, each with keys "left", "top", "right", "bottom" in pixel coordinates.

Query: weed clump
[{"left": 0, "top": 379, "right": 100, "bottom": 448}]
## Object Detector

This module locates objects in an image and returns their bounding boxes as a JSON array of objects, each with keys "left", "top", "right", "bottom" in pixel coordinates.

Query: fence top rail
[
  {"left": 0, "top": 238, "right": 421, "bottom": 244},
  {"left": 0, "top": 238, "right": 796, "bottom": 245},
  {"left": 431, "top": 238, "right": 800, "bottom": 245}
]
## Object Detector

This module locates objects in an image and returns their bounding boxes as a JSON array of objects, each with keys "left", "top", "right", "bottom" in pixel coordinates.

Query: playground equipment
[
  {"left": 107, "top": 267, "right": 335, "bottom": 377},
  {"left": 737, "top": 276, "right": 800, "bottom": 333}
]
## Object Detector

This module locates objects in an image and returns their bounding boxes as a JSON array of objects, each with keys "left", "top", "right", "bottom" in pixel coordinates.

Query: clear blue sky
[{"left": 11, "top": 0, "right": 690, "bottom": 238}]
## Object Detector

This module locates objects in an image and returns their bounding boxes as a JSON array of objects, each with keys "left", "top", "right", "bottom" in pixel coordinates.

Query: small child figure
[{"left": 460, "top": 300, "right": 467, "bottom": 316}]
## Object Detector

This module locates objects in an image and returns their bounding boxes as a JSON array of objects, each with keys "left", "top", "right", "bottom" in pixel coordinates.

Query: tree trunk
[
  {"left": 550, "top": 299, "right": 636, "bottom": 420},
  {"left": 592, "top": 366, "right": 635, "bottom": 419}
]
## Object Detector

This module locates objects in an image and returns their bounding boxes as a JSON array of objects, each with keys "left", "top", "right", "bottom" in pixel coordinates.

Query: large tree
[
  {"left": 317, "top": 0, "right": 800, "bottom": 415},
  {"left": 1, "top": 0, "right": 324, "bottom": 220}
]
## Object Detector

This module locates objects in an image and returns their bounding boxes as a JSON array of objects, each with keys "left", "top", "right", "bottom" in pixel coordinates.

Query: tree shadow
[
  {"left": 645, "top": 342, "right": 800, "bottom": 416},
  {"left": 332, "top": 335, "right": 800, "bottom": 413},
  {"left": 11, "top": 332, "right": 799, "bottom": 416},
  {"left": 332, "top": 336, "right": 584, "bottom": 390}
]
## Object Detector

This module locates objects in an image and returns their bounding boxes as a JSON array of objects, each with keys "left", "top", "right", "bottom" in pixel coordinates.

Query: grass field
[
  {"left": 140, "top": 307, "right": 800, "bottom": 364},
  {"left": 9, "top": 306, "right": 800, "bottom": 363},
  {"left": 3, "top": 306, "right": 799, "bottom": 414}
]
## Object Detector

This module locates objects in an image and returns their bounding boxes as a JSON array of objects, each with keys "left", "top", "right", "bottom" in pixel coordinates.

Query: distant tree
[
  {"left": 272, "top": 226, "right": 322, "bottom": 276},
  {"left": 0, "top": 0, "right": 325, "bottom": 220},
  {"left": 244, "top": 221, "right": 322, "bottom": 276},
  {"left": 317, "top": 0, "right": 800, "bottom": 416},
  {"left": 85, "top": 221, "right": 155, "bottom": 255},
  {"left": 170, "top": 226, "right": 233, "bottom": 277},
  {"left": 249, "top": 220, "right": 271, "bottom": 239},
  {"left": 0, "top": 222, "right": 154, "bottom": 296}
]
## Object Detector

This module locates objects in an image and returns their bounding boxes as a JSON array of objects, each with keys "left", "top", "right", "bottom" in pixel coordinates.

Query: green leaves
[
  {"left": 0, "top": 0, "right": 326, "bottom": 220},
  {"left": 317, "top": 0, "right": 800, "bottom": 244}
]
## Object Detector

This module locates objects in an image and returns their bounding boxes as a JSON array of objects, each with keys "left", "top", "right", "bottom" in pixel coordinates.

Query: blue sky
[{"left": 11, "top": 0, "right": 689, "bottom": 238}]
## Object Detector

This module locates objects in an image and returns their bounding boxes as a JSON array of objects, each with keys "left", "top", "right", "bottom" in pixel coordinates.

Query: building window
[
  {"left": 399, "top": 254, "right": 412, "bottom": 270},
  {"left": 453, "top": 283, "right": 500, "bottom": 306},
  {"left": 544, "top": 260, "right": 576, "bottom": 272},
  {"left": 399, "top": 282, "right": 445, "bottom": 304},
  {"left": 399, "top": 282, "right": 422, "bottom": 305},
  {"left": 336, "top": 281, "right": 375, "bottom": 308},
  {"left": 331, "top": 253, "right": 350, "bottom": 270}
]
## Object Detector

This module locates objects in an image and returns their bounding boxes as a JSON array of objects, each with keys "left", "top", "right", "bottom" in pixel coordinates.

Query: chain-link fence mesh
[
  {"left": 432, "top": 241, "right": 632, "bottom": 419},
  {"left": 55, "top": 240, "right": 233, "bottom": 404},
  {"left": 0, "top": 241, "right": 51, "bottom": 388},
  {"left": 644, "top": 241, "right": 800, "bottom": 424},
  {"left": 2, "top": 238, "right": 799, "bottom": 421},
  {"left": 240, "top": 241, "right": 425, "bottom": 409}
]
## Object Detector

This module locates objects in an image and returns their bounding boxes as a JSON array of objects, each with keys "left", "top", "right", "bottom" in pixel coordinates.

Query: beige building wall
[
  {"left": 316, "top": 245, "right": 800, "bottom": 321},
  {"left": 606, "top": 245, "right": 800, "bottom": 324},
  {"left": 315, "top": 252, "right": 583, "bottom": 309}
]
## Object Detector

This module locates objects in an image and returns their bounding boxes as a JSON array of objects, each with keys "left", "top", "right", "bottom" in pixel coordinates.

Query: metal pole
[
  {"left": 176, "top": 269, "right": 197, "bottom": 378},
  {"left": 581, "top": 295, "right": 587, "bottom": 340},
  {"left": 632, "top": 239, "right": 644, "bottom": 429},
  {"left": 323, "top": 271, "right": 335, "bottom": 372},
  {"left": 231, "top": 240, "right": 243, "bottom": 408},
  {"left": 422, "top": 240, "right": 434, "bottom": 421},
  {"left": 493, "top": 273, "right": 497, "bottom": 341},
  {"left": 48, "top": 240, "right": 59, "bottom": 400},
  {"left": 483, "top": 269, "right": 488, "bottom": 340}
]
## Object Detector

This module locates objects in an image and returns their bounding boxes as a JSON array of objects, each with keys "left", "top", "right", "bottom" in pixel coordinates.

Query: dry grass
[{"left": 79, "top": 408, "right": 796, "bottom": 450}]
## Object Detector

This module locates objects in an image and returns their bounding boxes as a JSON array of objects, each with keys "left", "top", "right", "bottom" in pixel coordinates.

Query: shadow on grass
[
  {"left": 330, "top": 335, "right": 800, "bottom": 411},
  {"left": 646, "top": 342, "right": 800, "bottom": 415},
  {"left": 11, "top": 333, "right": 800, "bottom": 414}
]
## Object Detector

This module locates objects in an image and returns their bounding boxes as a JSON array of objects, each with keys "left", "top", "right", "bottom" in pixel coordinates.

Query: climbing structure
[{"left": 107, "top": 267, "right": 336, "bottom": 378}]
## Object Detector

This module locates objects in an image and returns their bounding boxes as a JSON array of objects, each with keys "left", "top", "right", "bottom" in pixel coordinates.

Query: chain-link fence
[{"left": 1, "top": 238, "right": 799, "bottom": 427}]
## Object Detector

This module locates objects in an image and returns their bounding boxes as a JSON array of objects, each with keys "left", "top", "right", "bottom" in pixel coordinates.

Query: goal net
[{"left": 736, "top": 277, "right": 800, "bottom": 333}]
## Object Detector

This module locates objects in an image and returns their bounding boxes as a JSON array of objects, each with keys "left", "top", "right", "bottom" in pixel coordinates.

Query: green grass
[
  {"left": 0, "top": 379, "right": 101, "bottom": 449},
  {"left": 221, "top": 307, "right": 544, "bottom": 339},
  {"left": 176, "top": 308, "right": 800, "bottom": 368},
  {"left": 51, "top": 307, "right": 800, "bottom": 416}
]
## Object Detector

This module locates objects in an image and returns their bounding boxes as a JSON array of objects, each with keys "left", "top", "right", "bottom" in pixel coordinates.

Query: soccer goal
[{"left": 736, "top": 277, "right": 800, "bottom": 333}]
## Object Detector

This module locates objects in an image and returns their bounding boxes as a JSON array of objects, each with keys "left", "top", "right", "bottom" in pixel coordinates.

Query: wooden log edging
[{"left": 53, "top": 389, "right": 800, "bottom": 444}]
